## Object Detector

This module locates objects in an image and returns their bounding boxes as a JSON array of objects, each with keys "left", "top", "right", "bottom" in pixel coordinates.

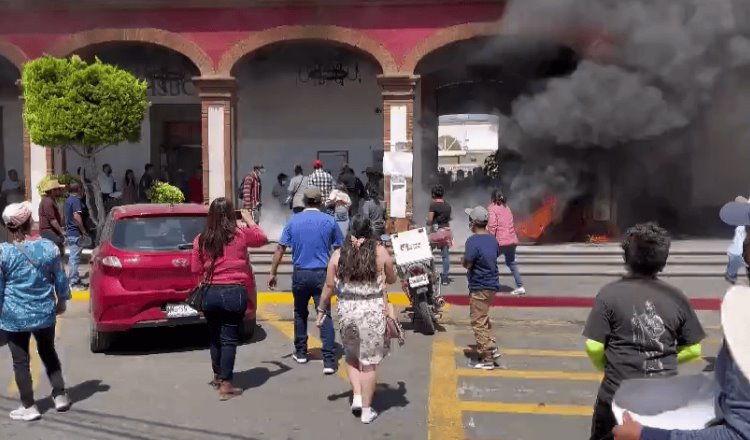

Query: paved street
[{"left": 0, "top": 301, "right": 722, "bottom": 440}]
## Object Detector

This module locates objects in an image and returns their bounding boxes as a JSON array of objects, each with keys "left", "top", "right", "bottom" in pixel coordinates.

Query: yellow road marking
[
  {"left": 257, "top": 307, "right": 348, "bottom": 382},
  {"left": 428, "top": 334, "right": 464, "bottom": 440},
  {"left": 7, "top": 320, "right": 61, "bottom": 395},
  {"left": 457, "top": 368, "right": 603, "bottom": 382},
  {"left": 461, "top": 401, "right": 592, "bottom": 416},
  {"left": 455, "top": 347, "right": 586, "bottom": 358}
]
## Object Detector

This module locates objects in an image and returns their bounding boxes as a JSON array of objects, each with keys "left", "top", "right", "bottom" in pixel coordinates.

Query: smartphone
[{"left": 235, "top": 210, "right": 244, "bottom": 220}]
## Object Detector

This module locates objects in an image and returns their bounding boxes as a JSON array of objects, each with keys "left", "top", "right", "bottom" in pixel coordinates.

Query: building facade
[{"left": 0, "top": 0, "right": 748, "bottom": 237}]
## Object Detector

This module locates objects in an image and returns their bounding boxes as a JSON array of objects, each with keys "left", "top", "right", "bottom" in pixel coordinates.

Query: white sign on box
[
  {"left": 383, "top": 151, "right": 413, "bottom": 177},
  {"left": 611, "top": 373, "right": 718, "bottom": 430}
]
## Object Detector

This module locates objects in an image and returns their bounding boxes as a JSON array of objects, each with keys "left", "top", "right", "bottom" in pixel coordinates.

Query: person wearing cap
[
  {"left": 38, "top": 179, "right": 66, "bottom": 255},
  {"left": 241, "top": 165, "right": 263, "bottom": 223},
  {"left": 364, "top": 167, "right": 384, "bottom": 200},
  {"left": 462, "top": 205, "right": 503, "bottom": 370},
  {"left": 308, "top": 160, "right": 335, "bottom": 204},
  {"left": 269, "top": 186, "right": 344, "bottom": 374},
  {"left": 0, "top": 201, "right": 72, "bottom": 421},
  {"left": 583, "top": 223, "right": 706, "bottom": 440},
  {"left": 725, "top": 196, "right": 749, "bottom": 284},
  {"left": 427, "top": 185, "right": 453, "bottom": 286},
  {"left": 614, "top": 285, "right": 750, "bottom": 440}
]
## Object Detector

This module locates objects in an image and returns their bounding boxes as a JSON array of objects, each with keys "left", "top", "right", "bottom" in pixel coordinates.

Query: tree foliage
[{"left": 22, "top": 55, "right": 148, "bottom": 151}]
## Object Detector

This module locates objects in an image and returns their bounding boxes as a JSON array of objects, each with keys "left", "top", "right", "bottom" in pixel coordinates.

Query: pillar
[
  {"left": 19, "top": 91, "right": 49, "bottom": 221},
  {"left": 378, "top": 74, "right": 419, "bottom": 232},
  {"left": 193, "top": 77, "right": 237, "bottom": 204}
]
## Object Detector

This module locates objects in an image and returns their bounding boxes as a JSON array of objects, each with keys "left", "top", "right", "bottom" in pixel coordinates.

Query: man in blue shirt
[
  {"left": 63, "top": 182, "right": 89, "bottom": 290},
  {"left": 462, "top": 206, "right": 501, "bottom": 371},
  {"left": 269, "top": 187, "right": 343, "bottom": 374}
]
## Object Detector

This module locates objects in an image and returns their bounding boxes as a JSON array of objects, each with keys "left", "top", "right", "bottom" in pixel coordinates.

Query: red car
[{"left": 88, "top": 204, "right": 257, "bottom": 352}]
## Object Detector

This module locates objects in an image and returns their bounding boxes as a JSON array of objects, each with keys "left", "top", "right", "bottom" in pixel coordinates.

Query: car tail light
[{"left": 101, "top": 256, "right": 122, "bottom": 269}]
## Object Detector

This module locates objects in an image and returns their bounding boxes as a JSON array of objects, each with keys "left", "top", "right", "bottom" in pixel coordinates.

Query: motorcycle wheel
[{"left": 416, "top": 300, "right": 436, "bottom": 335}]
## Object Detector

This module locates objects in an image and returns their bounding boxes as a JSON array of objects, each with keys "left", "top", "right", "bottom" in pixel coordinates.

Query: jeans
[
  {"left": 499, "top": 245, "right": 524, "bottom": 288},
  {"left": 725, "top": 254, "right": 744, "bottom": 282},
  {"left": 292, "top": 269, "right": 335, "bottom": 367},
  {"left": 251, "top": 207, "right": 261, "bottom": 224},
  {"left": 66, "top": 235, "right": 82, "bottom": 285},
  {"left": 202, "top": 284, "right": 248, "bottom": 381},
  {"left": 6, "top": 326, "right": 66, "bottom": 408},
  {"left": 441, "top": 246, "right": 450, "bottom": 281},
  {"left": 589, "top": 397, "right": 617, "bottom": 440}
]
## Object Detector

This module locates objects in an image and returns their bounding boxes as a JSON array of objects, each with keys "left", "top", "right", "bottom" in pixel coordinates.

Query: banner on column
[
  {"left": 390, "top": 104, "right": 408, "bottom": 150},
  {"left": 390, "top": 174, "right": 407, "bottom": 218},
  {"left": 383, "top": 151, "right": 413, "bottom": 177}
]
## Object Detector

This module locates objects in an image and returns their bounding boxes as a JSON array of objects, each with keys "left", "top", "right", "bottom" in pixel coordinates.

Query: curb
[{"left": 69, "top": 291, "right": 722, "bottom": 311}]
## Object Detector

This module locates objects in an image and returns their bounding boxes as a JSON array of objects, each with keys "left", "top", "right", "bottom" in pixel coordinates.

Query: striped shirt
[{"left": 242, "top": 172, "right": 262, "bottom": 209}]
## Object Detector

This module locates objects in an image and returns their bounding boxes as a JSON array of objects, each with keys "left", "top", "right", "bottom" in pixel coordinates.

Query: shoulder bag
[
  {"left": 186, "top": 254, "right": 216, "bottom": 312},
  {"left": 286, "top": 178, "right": 303, "bottom": 210}
]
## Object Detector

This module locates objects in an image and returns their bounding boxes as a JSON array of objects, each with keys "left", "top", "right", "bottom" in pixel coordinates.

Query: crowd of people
[{"left": 1, "top": 160, "right": 749, "bottom": 438}]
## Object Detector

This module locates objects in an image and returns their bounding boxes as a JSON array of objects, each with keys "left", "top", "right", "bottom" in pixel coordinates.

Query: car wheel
[
  {"left": 89, "top": 322, "right": 113, "bottom": 353},
  {"left": 241, "top": 319, "right": 256, "bottom": 343}
]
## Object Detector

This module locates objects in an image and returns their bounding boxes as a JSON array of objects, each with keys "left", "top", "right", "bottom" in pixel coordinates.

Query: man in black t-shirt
[
  {"left": 583, "top": 223, "right": 706, "bottom": 440},
  {"left": 427, "top": 184, "right": 453, "bottom": 285}
]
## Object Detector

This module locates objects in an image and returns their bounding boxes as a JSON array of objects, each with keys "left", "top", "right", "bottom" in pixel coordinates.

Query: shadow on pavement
[
  {"left": 0, "top": 393, "right": 262, "bottom": 440},
  {"left": 234, "top": 360, "right": 292, "bottom": 391},
  {"left": 37, "top": 379, "right": 111, "bottom": 414},
  {"left": 104, "top": 324, "right": 268, "bottom": 356},
  {"left": 327, "top": 381, "right": 409, "bottom": 414}
]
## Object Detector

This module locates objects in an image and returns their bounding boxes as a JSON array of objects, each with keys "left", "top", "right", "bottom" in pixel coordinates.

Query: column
[
  {"left": 378, "top": 74, "right": 419, "bottom": 233},
  {"left": 24, "top": 124, "right": 48, "bottom": 221},
  {"left": 193, "top": 77, "right": 237, "bottom": 204}
]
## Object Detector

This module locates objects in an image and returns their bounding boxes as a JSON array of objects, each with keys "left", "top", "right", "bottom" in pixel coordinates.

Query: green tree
[{"left": 22, "top": 55, "right": 148, "bottom": 228}]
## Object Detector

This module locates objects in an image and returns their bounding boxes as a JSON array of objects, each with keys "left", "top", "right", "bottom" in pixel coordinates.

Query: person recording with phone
[{"left": 191, "top": 199, "right": 268, "bottom": 401}]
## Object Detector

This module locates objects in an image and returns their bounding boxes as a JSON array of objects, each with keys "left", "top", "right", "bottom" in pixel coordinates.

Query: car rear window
[{"left": 110, "top": 216, "right": 206, "bottom": 252}]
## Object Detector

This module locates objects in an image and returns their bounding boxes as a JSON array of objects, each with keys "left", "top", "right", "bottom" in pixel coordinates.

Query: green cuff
[{"left": 585, "top": 339, "right": 606, "bottom": 372}]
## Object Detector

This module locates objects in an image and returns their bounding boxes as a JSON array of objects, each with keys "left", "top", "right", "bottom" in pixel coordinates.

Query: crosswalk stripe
[
  {"left": 457, "top": 368, "right": 602, "bottom": 382},
  {"left": 461, "top": 401, "right": 592, "bottom": 416},
  {"left": 455, "top": 347, "right": 586, "bottom": 358}
]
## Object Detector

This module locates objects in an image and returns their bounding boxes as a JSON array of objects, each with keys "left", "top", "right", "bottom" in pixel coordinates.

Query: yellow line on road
[
  {"left": 257, "top": 307, "right": 348, "bottom": 382},
  {"left": 428, "top": 334, "right": 464, "bottom": 440},
  {"left": 457, "top": 368, "right": 602, "bottom": 382},
  {"left": 461, "top": 401, "right": 592, "bottom": 416},
  {"left": 455, "top": 347, "right": 586, "bottom": 358}
]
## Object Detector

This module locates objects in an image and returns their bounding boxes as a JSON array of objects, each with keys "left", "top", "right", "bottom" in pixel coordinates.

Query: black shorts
[{"left": 40, "top": 230, "right": 64, "bottom": 246}]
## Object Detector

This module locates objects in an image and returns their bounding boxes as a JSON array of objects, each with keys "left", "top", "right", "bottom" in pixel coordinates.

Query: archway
[
  {"left": 0, "top": 54, "right": 24, "bottom": 220},
  {"left": 400, "top": 23, "right": 499, "bottom": 74},
  {"left": 218, "top": 25, "right": 397, "bottom": 75},
  {"left": 230, "top": 39, "right": 386, "bottom": 236},
  {"left": 58, "top": 42, "right": 205, "bottom": 204},
  {"left": 412, "top": 36, "right": 605, "bottom": 243},
  {"left": 48, "top": 28, "right": 215, "bottom": 76}
]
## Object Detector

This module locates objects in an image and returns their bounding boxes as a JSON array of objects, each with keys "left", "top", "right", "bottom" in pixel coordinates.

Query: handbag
[
  {"left": 185, "top": 254, "right": 216, "bottom": 312},
  {"left": 384, "top": 302, "right": 405, "bottom": 346}
]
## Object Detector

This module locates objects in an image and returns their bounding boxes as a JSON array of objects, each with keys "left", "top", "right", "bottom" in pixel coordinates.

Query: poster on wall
[
  {"left": 390, "top": 104, "right": 408, "bottom": 152},
  {"left": 390, "top": 174, "right": 407, "bottom": 218},
  {"left": 383, "top": 151, "right": 413, "bottom": 177}
]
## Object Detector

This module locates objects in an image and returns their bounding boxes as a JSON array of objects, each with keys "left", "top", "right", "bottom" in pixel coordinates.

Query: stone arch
[
  {"left": 0, "top": 38, "right": 28, "bottom": 71},
  {"left": 218, "top": 25, "right": 398, "bottom": 75},
  {"left": 47, "top": 28, "right": 215, "bottom": 76},
  {"left": 400, "top": 22, "right": 500, "bottom": 74}
]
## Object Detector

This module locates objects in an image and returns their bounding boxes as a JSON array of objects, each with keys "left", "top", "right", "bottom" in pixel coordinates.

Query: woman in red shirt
[{"left": 191, "top": 197, "right": 268, "bottom": 400}]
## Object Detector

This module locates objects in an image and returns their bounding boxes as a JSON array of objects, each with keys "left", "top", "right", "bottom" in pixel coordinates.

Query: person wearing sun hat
[
  {"left": 614, "top": 202, "right": 750, "bottom": 439},
  {"left": 38, "top": 179, "right": 66, "bottom": 255},
  {"left": 0, "top": 202, "right": 72, "bottom": 421}
]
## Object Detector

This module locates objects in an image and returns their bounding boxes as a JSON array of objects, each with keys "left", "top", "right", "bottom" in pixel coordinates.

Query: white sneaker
[
  {"left": 491, "top": 347, "right": 502, "bottom": 359},
  {"left": 511, "top": 287, "right": 526, "bottom": 296},
  {"left": 323, "top": 367, "right": 336, "bottom": 375},
  {"left": 54, "top": 393, "right": 72, "bottom": 412},
  {"left": 351, "top": 395, "right": 363, "bottom": 417},
  {"left": 361, "top": 407, "right": 378, "bottom": 424},
  {"left": 292, "top": 353, "right": 308, "bottom": 364},
  {"left": 9, "top": 405, "right": 41, "bottom": 421}
]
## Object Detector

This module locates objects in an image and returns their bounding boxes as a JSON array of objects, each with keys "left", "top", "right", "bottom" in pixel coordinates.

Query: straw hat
[
  {"left": 43, "top": 179, "right": 65, "bottom": 193},
  {"left": 721, "top": 285, "right": 750, "bottom": 380}
]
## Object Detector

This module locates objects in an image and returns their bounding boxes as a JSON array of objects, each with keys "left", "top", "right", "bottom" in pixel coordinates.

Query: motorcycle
[{"left": 383, "top": 228, "right": 443, "bottom": 335}]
